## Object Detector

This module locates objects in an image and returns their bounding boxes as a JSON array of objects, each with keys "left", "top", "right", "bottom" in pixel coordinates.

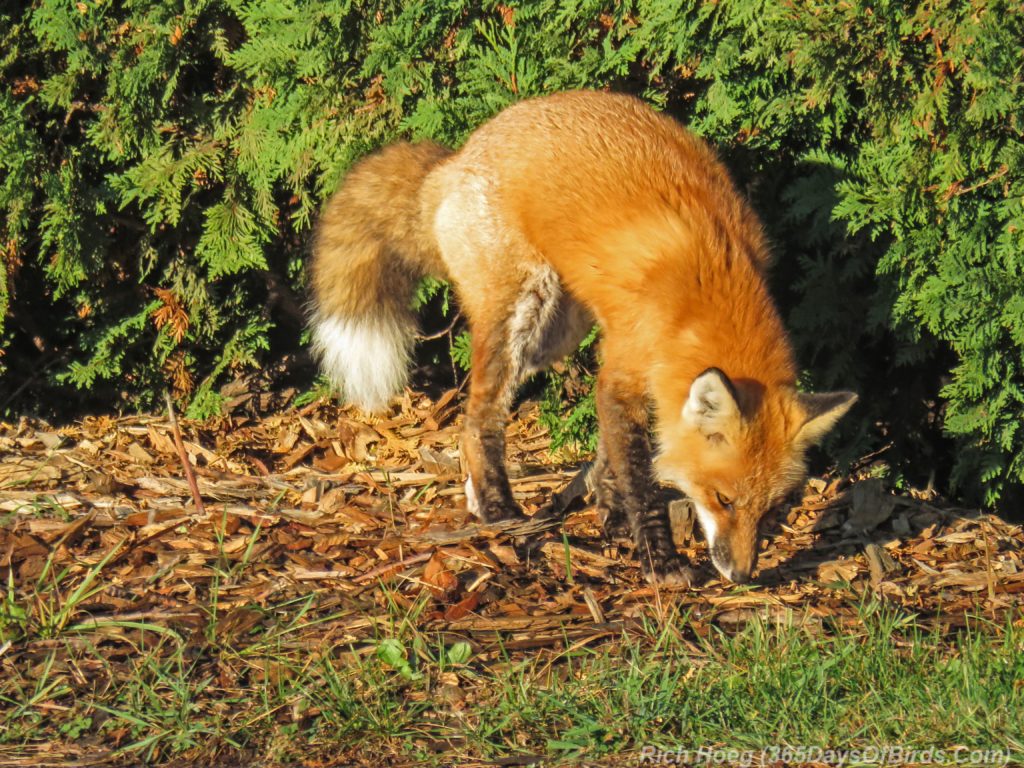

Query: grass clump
[{"left": 2, "top": 594, "right": 1020, "bottom": 766}]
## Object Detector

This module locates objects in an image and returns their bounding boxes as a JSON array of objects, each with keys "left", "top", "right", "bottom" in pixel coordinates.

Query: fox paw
[
  {"left": 465, "top": 477, "right": 526, "bottom": 523},
  {"left": 597, "top": 502, "right": 629, "bottom": 537},
  {"left": 643, "top": 557, "right": 696, "bottom": 588},
  {"left": 476, "top": 503, "right": 527, "bottom": 525}
]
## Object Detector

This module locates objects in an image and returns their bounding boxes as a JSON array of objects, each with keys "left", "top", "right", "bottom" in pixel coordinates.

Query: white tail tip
[{"left": 311, "top": 313, "right": 412, "bottom": 412}]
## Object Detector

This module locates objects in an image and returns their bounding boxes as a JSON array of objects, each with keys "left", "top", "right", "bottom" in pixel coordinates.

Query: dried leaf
[{"left": 423, "top": 552, "right": 459, "bottom": 598}]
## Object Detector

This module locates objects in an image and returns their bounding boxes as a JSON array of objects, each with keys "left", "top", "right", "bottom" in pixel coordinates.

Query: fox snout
[
  {"left": 708, "top": 536, "right": 757, "bottom": 584},
  {"left": 692, "top": 503, "right": 760, "bottom": 584}
]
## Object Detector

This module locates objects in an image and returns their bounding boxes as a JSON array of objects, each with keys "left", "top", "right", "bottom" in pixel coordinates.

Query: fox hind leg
[
  {"left": 460, "top": 309, "right": 522, "bottom": 523},
  {"left": 460, "top": 325, "right": 526, "bottom": 524},
  {"left": 593, "top": 436, "right": 629, "bottom": 536},
  {"left": 431, "top": 172, "right": 590, "bottom": 525},
  {"left": 460, "top": 265, "right": 583, "bottom": 523}
]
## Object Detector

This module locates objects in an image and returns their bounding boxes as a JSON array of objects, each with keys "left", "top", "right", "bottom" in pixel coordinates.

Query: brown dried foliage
[{"left": 0, "top": 391, "right": 1022, "bottom": 764}]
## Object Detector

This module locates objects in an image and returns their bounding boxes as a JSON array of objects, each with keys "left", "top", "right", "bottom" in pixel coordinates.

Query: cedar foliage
[{"left": 1, "top": 0, "right": 1022, "bottom": 504}]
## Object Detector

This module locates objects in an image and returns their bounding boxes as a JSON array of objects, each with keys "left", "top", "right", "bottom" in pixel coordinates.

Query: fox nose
[
  {"left": 728, "top": 568, "right": 752, "bottom": 585},
  {"left": 711, "top": 556, "right": 753, "bottom": 584},
  {"left": 710, "top": 542, "right": 756, "bottom": 584}
]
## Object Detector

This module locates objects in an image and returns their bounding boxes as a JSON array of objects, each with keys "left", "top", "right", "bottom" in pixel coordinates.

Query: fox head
[{"left": 657, "top": 368, "right": 857, "bottom": 584}]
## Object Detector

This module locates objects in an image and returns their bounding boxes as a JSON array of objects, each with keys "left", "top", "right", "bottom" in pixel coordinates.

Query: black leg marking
[
  {"left": 594, "top": 437, "right": 628, "bottom": 536},
  {"left": 464, "top": 414, "right": 526, "bottom": 524},
  {"left": 596, "top": 377, "right": 693, "bottom": 586}
]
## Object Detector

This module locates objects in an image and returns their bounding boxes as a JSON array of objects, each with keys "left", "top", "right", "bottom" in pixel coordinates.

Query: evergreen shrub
[{"left": 2, "top": 0, "right": 1022, "bottom": 504}]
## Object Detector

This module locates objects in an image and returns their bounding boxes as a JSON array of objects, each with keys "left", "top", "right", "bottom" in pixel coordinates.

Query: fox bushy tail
[{"left": 310, "top": 141, "right": 452, "bottom": 410}]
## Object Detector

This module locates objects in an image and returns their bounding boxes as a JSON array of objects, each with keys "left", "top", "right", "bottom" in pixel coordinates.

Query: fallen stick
[
  {"left": 164, "top": 390, "right": 206, "bottom": 516},
  {"left": 355, "top": 550, "right": 434, "bottom": 583}
]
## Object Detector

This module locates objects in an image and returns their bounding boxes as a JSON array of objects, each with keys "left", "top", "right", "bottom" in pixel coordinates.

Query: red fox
[{"left": 311, "top": 91, "right": 856, "bottom": 586}]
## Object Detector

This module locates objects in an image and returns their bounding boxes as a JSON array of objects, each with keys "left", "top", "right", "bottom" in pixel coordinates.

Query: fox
[{"left": 310, "top": 90, "right": 857, "bottom": 586}]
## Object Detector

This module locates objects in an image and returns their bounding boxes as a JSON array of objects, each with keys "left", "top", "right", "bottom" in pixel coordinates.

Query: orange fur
[
  {"left": 312, "top": 91, "right": 856, "bottom": 584},
  {"left": 312, "top": 141, "right": 450, "bottom": 319}
]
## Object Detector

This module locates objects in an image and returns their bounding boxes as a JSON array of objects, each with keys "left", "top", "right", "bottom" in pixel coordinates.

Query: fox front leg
[{"left": 595, "top": 370, "right": 694, "bottom": 586}]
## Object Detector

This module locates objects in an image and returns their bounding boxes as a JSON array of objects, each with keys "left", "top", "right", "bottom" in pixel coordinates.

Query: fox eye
[{"left": 715, "top": 491, "right": 734, "bottom": 511}]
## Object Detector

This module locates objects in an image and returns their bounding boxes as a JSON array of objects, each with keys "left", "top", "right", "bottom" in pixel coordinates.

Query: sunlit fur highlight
[{"left": 310, "top": 91, "right": 856, "bottom": 582}]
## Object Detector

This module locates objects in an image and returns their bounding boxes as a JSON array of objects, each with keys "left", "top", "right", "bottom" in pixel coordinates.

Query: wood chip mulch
[{"left": 2, "top": 389, "right": 1022, "bottom": 656}]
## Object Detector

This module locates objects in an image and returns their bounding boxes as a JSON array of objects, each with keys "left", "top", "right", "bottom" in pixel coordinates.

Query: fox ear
[
  {"left": 682, "top": 368, "right": 741, "bottom": 441},
  {"left": 794, "top": 391, "right": 858, "bottom": 446}
]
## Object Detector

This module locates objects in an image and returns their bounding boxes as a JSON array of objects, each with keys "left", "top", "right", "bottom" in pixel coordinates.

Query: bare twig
[
  {"left": 164, "top": 390, "right": 206, "bottom": 515},
  {"left": 983, "top": 520, "right": 996, "bottom": 608},
  {"left": 355, "top": 550, "right": 434, "bottom": 583},
  {"left": 416, "top": 312, "right": 463, "bottom": 341},
  {"left": 71, "top": 608, "right": 203, "bottom": 625},
  {"left": 940, "top": 164, "right": 1010, "bottom": 201}
]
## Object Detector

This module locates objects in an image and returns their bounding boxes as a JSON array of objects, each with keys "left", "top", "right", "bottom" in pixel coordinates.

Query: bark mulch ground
[{"left": 1, "top": 391, "right": 1022, "bottom": 765}]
